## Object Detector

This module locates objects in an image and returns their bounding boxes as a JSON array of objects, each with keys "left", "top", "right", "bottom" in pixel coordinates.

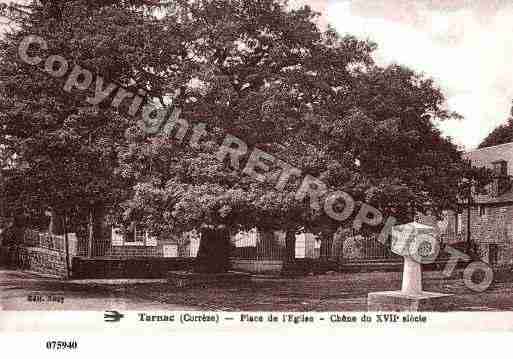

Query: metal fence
[
  {"left": 58, "top": 227, "right": 398, "bottom": 264},
  {"left": 231, "top": 230, "right": 286, "bottom": 260},
  {"left": 343, "top": 234, "right": 398, "bottom": 262},
  {"left": 23, "top": 229, "right": 78, "bottom": 255},
  {"left": 75, "top": 229, "right": 199, "bottom": 259},
  {"left": 360, "top": 236, "right": 393, "bottom": 260},
  {"left": 77, "top": 229, "right": 320, "bottom": 261},
  {"left": 76, "top": 237, "right": 111, "bottom": 258}
]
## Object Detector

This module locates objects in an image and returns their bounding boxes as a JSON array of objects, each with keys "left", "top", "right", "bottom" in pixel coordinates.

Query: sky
[
  {"left": 296, "top": 0, "right": 513, "bottom": 150},
  {"left": 3, "top": 0, "right": 512, "bottom": 150}
]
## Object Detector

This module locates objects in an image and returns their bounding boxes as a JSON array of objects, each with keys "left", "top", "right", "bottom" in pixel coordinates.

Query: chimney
[{"left": 491, "top": 160, "right": 510, "bottom": 197}]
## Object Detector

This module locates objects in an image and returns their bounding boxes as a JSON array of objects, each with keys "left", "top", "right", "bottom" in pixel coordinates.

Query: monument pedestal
[
  {"left": 167, "top": 271, "right": 251, "bottom": 288},
  {"left": 367, "top": 222, "right": 454, "bottom": 312},
  {"left": 367, "top": 291, "right": 453, "bottom": 312}
]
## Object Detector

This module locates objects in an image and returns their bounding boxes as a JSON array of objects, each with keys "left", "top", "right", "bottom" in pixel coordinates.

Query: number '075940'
[{"left": 45, "top": 341, "right": 78, "bottom": 350}]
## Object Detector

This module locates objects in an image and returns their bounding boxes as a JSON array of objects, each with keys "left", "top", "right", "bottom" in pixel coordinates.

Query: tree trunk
[
  {"left": 318, "top": 228, "right": 336, "bottom": 273},
  {"left": 281, "top": 230, "right": 297, "bottom": 274},
  {"left": 87, "top": 210, "right": 94, "bottom": 258},
  {"left": 194, "top": 224, "right": 231, "bottom": 273},
  {"left": 11, "top": 214, "right": 26, "bottom": 246},
  {"left": 335, "top": 228, "right": 351, "bottom": 263},
  {"left": 48, "top": 209, "right": 64, "bottom": 236},
  {"left": 89, "top": 205, "right": 105, "bottom": 257},
  {"left": 257, "top": 230, "right": 278, "bottom": 260},
  {"left": 319, "top": 230, "right": 334, "bottom": 260},
  {"left": 284, "top": 230, "right": 296, "bottom": 262}
]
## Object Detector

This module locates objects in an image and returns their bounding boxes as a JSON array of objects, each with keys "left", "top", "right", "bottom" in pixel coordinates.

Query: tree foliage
[
  {"left": 0, "top": 0, "right": 170, "bottom": 236},
  {"left": 117, "top": 0, "right": 470, "bottom": 240},
  {"left": 0, "top": 0, "right": 482, "bottom": 256},
  {"left": 479, "top": 117, "right": 513, "bottom": 149}
]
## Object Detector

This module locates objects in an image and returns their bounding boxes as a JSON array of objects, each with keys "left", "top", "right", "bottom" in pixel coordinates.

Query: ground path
[
  {"left": 1, "top": 267, "right": 513, "bottom": 311},
  {"left": 120, "top": 270, "right": 513, "bottom": 311},
  {"left": 0, "top": 268, "right": 197, "bottom": 311}
]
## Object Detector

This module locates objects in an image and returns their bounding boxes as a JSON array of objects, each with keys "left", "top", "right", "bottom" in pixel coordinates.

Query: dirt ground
[
  {"left": 121, "top": 270, "right": 513, "bottom": 311},
  {"left": 2, "top": 267, "right": 513, "bottom": 311},
  {"left": 0, "top": 269, "right": 196, "bottom": 311}
]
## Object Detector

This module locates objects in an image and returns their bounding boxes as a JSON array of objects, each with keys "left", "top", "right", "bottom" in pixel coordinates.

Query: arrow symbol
[{"left": 104, "top": 310, "right": 124, "bottom": 323}]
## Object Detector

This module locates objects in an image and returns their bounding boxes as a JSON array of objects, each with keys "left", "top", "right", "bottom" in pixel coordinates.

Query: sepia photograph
[{"left": 1, "top": 1, "right": 513, "bottom": 342}]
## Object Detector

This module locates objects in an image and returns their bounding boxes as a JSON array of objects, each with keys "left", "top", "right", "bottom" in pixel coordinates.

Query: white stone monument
[
  {"left": 367, "top": 222, "right": 453, "bottom": 311},
  {"left": 391, "top": 222, "right": 434, "bottom": 295}
]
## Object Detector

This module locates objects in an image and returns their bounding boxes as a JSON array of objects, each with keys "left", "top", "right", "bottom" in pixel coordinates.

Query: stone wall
[
  {"left": 0, "top": 232, "right": 78, "bottom": 278},
  {"left": 230, "top": 259, "right": 283, "bottom": 274},
  {"left": 0, "top": 246, "right": 12, "bottom": 266},
  {"left": 106, "top": 227, "right": 199, "bottom": 258},
  {"left": 19, "top": 246, "right": 70, "bottom": 277},
  {"left": 0, "top": 245, "right": 75, "bottom": 278},
  {"left": 72, "top": 257, "right": 195, "bottom": 279},
  {"left": 438, "top": 203, "right": 513, "bottom": 266},
  {"left": 108, "top": 245, "right": 163, "bottom": 257}
]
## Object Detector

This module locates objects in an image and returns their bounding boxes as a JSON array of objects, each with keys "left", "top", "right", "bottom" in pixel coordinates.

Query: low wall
[
  {"left": 230, "top": 259, "right": 283, "bottom": 274},
  {"left": 72, "top": 257, "right": 195, "bottom": 279},
  {"left": 0, "top": 246, "right": 10, "bottom": 266},
  {"left": 0, "top": 246, "right": 71, "bottom": 277},
  {"left": 21, "top": 247, "right": 70, "bottom": 277},
  {"left": 73, "top": 258, "right": 333, "bottom": 278},
  {"left": 108, "top": 245, "right": 163, "bottom": 257},
  {"left": 0, "top": 232, "right": 78, "bottom": 278}
]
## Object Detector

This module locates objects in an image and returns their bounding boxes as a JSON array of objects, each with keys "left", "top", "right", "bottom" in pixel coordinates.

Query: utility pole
[
  {"left": 464, "top": 158, "right": 474, "bottom": 257},
  {"left": 63, "top": 214, "right": 71, "bottom": 279},
  {"left": 466, "top": 186, "right": 472, "bottom": 256}
]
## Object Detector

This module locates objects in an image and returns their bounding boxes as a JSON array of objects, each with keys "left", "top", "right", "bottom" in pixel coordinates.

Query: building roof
[
  {"left": 464, "top": 142, "right": 513, "bottom": 176},
  {"left": 474, "top": 191, "right": 513, "bottom": 205},
  {"left": 464, "top": 142, "right": 513, "bottom": 204},
  {"left": 393, "top": 221, "right": 435, "bottom": 231}
]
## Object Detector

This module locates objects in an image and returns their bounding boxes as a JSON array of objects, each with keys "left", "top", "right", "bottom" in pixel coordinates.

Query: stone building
[
  {"left": 107, "top": 226, "right": 200, "bottom": 258},
  {"left": 441, "top": 142, "right": 513, "bottom": 267}
]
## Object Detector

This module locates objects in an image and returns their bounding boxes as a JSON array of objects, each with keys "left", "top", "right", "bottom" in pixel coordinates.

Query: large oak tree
[{"left": 0, "top": 0, "right": 482, "bottom": 271}]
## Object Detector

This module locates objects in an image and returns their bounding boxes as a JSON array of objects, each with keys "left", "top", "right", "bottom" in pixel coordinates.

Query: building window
[
  {"left": 493, "top": 160, "right": 508, "bottom": 176},
  {"left": 124, "top": 222, "right": 138, "bottom": 243},
  {"left": 456, "top": 213, "right": 463, "bottom": 234},
  {"left": 163, "top": 244, "right": 178, "bottom": 258},
  {"left": 122, "top": 222, "right": 146, "bottom": 245},
  {"left": 112, "top": 224, "right": 156, "bottom": 247},
  {"left": 479, "top": 205, "right": 487, "bottom": 219},
  {"left": 135, "top": 228, "right": 146, "bottom": 243},
  {"left": 489, "top": 244, "right": 499, "bottom": 266}
]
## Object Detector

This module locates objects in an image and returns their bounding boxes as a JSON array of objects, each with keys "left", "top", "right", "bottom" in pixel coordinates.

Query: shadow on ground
[
  {"left": 115, "top": 270, "right": 513, "bottom": 312},
  {"left": 2, "top": 268, "right": 512, "bottom": 311}
]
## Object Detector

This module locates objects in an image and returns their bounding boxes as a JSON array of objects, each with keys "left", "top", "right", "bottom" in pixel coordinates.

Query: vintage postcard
[{"left": 1, "top": 0, "right": 513, "bottom": 350}]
